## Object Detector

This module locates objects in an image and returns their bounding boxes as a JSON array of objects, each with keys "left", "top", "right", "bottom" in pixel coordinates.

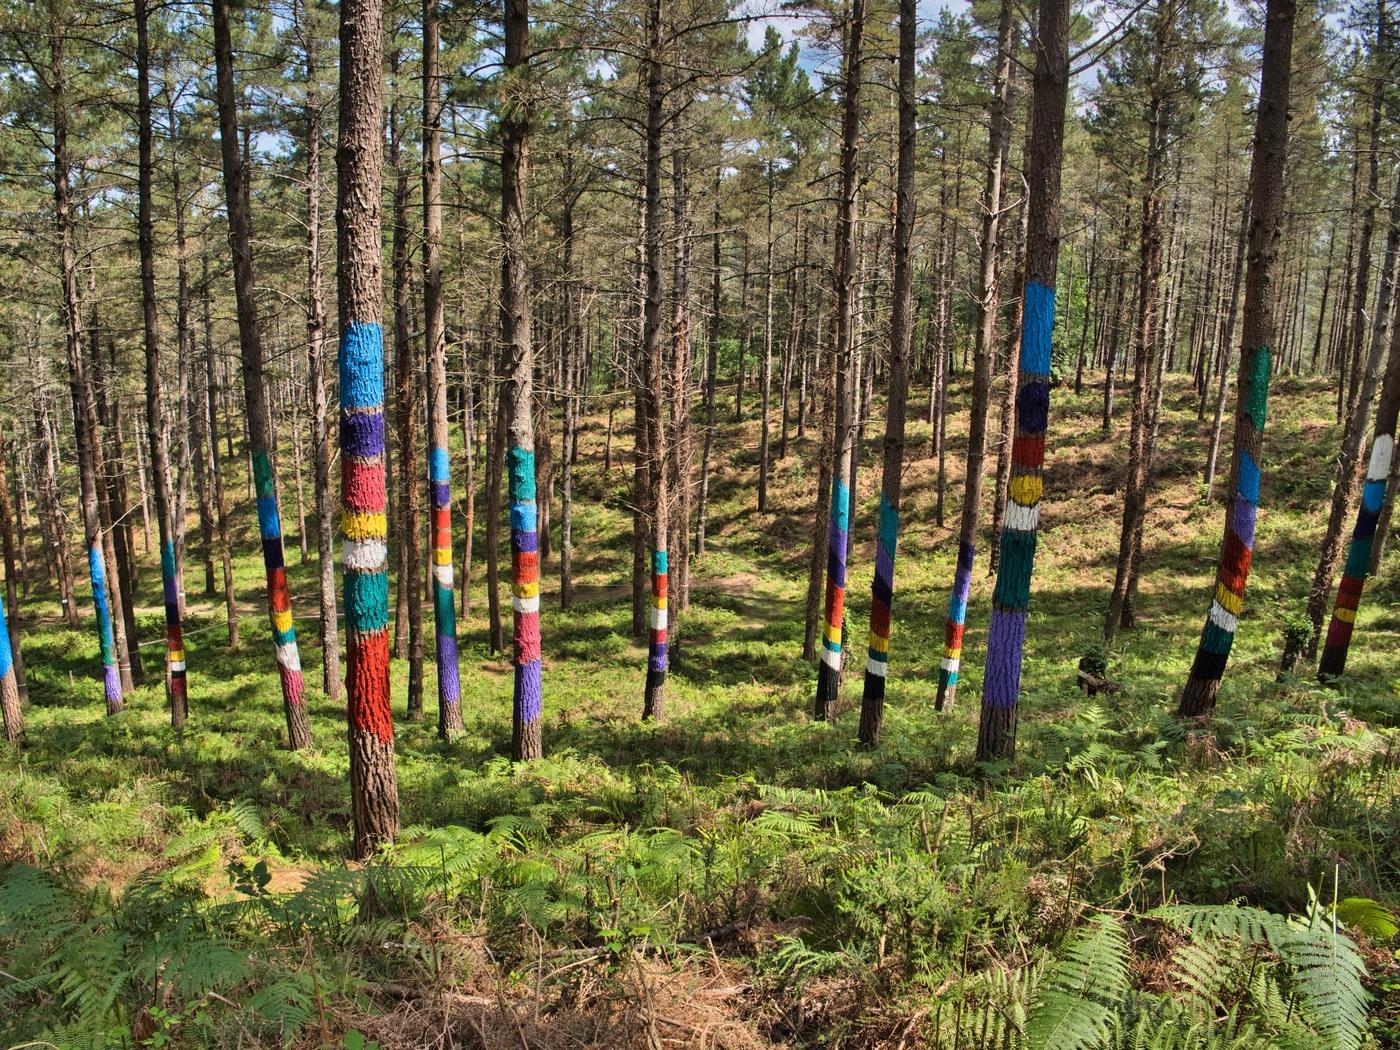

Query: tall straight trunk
[
  {"left": 190, "top": 292, "right": 217, "bottom": 597},
  {"left": 640, "top": 0, "right": 670, "bottom": 721},
  {"left": 212, "top": 0, "right": 309, "bottom": 746},
  {"left": 758, "top": 172, "right": 775, "bottom": 510},
  {"left": 1105, "top": 42, "right": 1169, "bottom": 642},
  {"left": 669, "top": 147, "right": 694, "bottom": 619},
  {"left": 975, "top": 0, "right": 1071, "bottom": 761},
  {"left": 423, "top": 0, "right": 462, "bottom": 735},
  {"left": 559, "top": 190, "right": 578, "bottom": 610},
  {"left": 1318, "top": 279, "right": 1400, "bottom": 678},
  {"left": 695, "top": 177, "right": 721, "bottom": 559},
  {"left": 935, "top": 0, "right": 1013, "bottom": 712},
  {"left": 1304, "top": 164, "right": 1400, "bottom": 654},
  {"left": 202, "top": 258, "right": 239, "bottom": 646},
  {"left": 32, "top": 346, "right": 79, "bottom": 625},
  {"left": 1177, "top": 0, "right": 1294, "bottom": 717},
  {"left": 736, "top": 238, "right": 750, "bottom": 421},
  {"left": 168, "top": 91, "right": 194, "bottom": 590},
  {"left": 1310, "top": 224, "right": 1337, "bottom": 372},
  {"left": 631, "top": 199, "right": 649, "bottom": 638},
  {"left": 301, "top": 10, "right": 341, "bottom": 705},
  {"left": 1204, "top": 187, "right": 1250, "bottom": 494},
  {"left": 1074, "top": 210, "right": 1099, "bottom": 396},
  {"left": 1342, "top": 32, "right": 1386, "bottom": 424},
  {"left": 804, "top": 340, "right": 835, "bottom": 662},
  {"left": 486, "top": 385, "right": 505, "bottom": 651},
  {"left": 337, "top": 0, "right": 401, "bottom": 854},
  {"left": 388, "top": 91, "right": 424, "bottom": 719},
  {"left": 989, "top": 194, "right": 1029, "bottom": 573},
  {"left": 814, "top": 0, "right": 865, "bottom": 722},
  {"left": 857, "top": 0, "right": 917, "bottom": 744},
  {"left": 51, "top": 16, "right": 121, "bottom": 714},
  {"left": 137, "top": 0, "right": 190, "bottom": 726},
  {"left": 501, "top": 0, "right": 543, "bottom": 757},
  {"left": 459, "top": 348, "right": 476, "bottom": 619}
]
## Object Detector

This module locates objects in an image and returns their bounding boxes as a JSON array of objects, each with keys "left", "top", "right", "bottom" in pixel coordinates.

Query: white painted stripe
[
  {"left": 1004, "top": 501, "right": 1040, "bottom": 532},
  {"left": 343, "top": 537, "right": 388, "bottom": 572},
  {"left": 865, "top": 657, "right": 888, "bottom": 677},
  {"left": 512, "top": 595, "right": 540, "bottom": 614},
  {"left": 1368, "top": 434, "right": 1394, "bottom": 481},
  {"left": 651, "top": 607, "right": 668, "bottom": 630},
  {"left": 1208, "top": 600, "right": 1238, "bottom": 634},
  {"left": 169, "top": 661, "right": 186, "bottom": 673},
  {"left": 433, "top": 563, "right": 454, "bottom": 588},
  {"left": 276, "top": 643, "right": 302, "bottom": 673},
  {"left": 820, "top": 647, "right": 842, "bottom": 670},
  {"left": 941, "top": 656, "right": 960, "bottom": 672}
]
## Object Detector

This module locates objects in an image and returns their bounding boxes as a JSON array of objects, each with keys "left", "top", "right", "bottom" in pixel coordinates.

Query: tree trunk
[
  {"left": 1177, "top": 0, "right": 1295, "bottom": 718},
  {"left": 975, "top": 0, "right": 1071, "bottom": 762},
  {"left": 814, "top": 0, "right": 865, "bottom": 722},
  {"left": 695, "top": 177, "right": 721, "bottom": 560},
  {"left": 0, "top": 448, "right": 27, "bottom": 718},
  {"left": 1204, "top": 188, "right": 1251, "bottom": 495},
  {"left": 202, "top": 257, "right": 239, "bottom": 648},
  {"left": 1105, "top": 38, "right": 1169, "bottom": 643},
  {"left": 640, "top": 0, "right": 670, "bottom": 721},
  {"left": 51, "top": 16, "right": 122, "bottom": 714},
  {"left": 857, "top": 0, "right": 917, "bottom": 745},
  {"left": 935, "top": 0, "right": 1013, "bottom": 712},
  {"left": 1304, "top": 164, "right": 1400, "bottom": 656},
  {"left": 758, "top": 173, "right": 775, "bottom": 511},
  {"left": 501, "top": 0, "right": 543, "bottom": 757},
  {"left": 301, "top": 13, "right": 342, "bottom": 705},
  {"left": 336, "top": 0, "right": 401, "bottom": 855},
  {"left": 212, "top": 0, "right": 309, "bottom": 746},
  {"left": 423, "top": 0, "right": 462, "bottom": 735},
  {"left": 137, "top": 0, "right": 190, "bottom": 726}
]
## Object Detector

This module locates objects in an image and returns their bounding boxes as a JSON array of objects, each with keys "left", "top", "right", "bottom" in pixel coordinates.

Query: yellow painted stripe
[
  {"left": 825, "top": 622, "right": 843, "bottom": 645},
  {"left": 867, "top": 631, "right": 890, "bottom": 654},
  {"left": 343, "top": 511, "right": 387, "bottom": 540},
  {"left": 1010, "top": 475, "right": 1043, "bottom": 507},
  {"left": 1215, "top": 583, "right": 1244, "bottom": 616},
  {"left": 654, "top": 595, "right": 668, "bottom": 610},
  {"left": 272, "top": 609, "right": 293, "bottom": 634},
  {"left": 433, "top": 548, "right": 453, "bottom": 565},
  {"left": 514, "top": 580, "right": 540, "bottom": 599},
  {"left": 1335, "top": 606, "right": 1356, "bottom": 624},
  {"left": 944, "top": 646, "right": 961, "bottom": 661},
  {"left": 169, "top": 649, "right": 185, "bottom": 663}
]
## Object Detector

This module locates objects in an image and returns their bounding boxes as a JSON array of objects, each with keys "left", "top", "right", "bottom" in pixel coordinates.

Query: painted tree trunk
[
  {"left": 424, "top": 0, "right": 462, "bottom": 737},
  {"left": 51, "top": 17, "right": 121, "bottom": 715},
  {"left": 814, "top": 0, "right": 865, "bottom": 723},
  {"left": 640, "top": 0, "right": 669, "bottom": 722},
  {"left": 1318, "top": 266, "right": 1400, "bottom": 679},
  {"left": 935, "top": 0, "right": 1013, "bottom": 712},
  {"left": 0, "top": 449, "right": 28, "bottom": 706},
  {"left": 1304, "top": 166, "right": 1400, "bottom": 655},
  {"left": 857, "top": 0, "right": 916, "bottom": 745},
  {"left": 502, "top": 0, "right": 542, "bottom": 758},
  {"left": 212, "top": 0, "right": 308, "bottom": 746},
  {"left": 974, "top": 0, "right": 1070, "bottom": 762},
  {"left": 137, "top": 0, "right": 189, "bottom": 727},
  {"left": 1177, "top": 0, "right": 1295, "bottom": 718},
  {"left": 0, "top": 592, "right": 18, "bottom": 745},
  {"left": 338, "top": 0, "right": 401, "bottom": 856}
]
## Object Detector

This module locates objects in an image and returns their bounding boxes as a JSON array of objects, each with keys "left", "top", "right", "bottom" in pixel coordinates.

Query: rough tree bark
[
  {"left": 337, "top": 0, "right": 401, "bottom": 854},
  {"left": 212, "top": 0, "right": 309, "bottom": 746},
  {"left": 1177, "top": 0, "right": 1295, "bottom": 718},
  {"left": 975, "top": 0, "right": 1071, "bottom": 761}
]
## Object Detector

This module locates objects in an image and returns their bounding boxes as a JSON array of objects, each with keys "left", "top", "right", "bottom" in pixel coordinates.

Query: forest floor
[{"left": 2, "top": 373, "right": 1399, "bottom": 1048}]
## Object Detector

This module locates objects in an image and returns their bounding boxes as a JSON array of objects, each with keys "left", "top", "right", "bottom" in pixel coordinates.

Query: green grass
[{"left": 1, "top": 372, "right": 1398, "bottom": 1048}]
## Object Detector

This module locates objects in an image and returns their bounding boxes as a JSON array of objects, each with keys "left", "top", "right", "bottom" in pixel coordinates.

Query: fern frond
[{"left": 1025, "top": 914, "right": 1130, "bottom": 1050}]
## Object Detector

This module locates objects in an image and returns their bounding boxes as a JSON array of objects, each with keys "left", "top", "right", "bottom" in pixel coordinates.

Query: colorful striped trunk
[
  {"left": 429, "top": 445, "right": 461, "bottom": 730},
  {"left": 160, "top": 540, "right": 187, "bottom": 723},
  {"left": 88, "top": 544, "right": 122, "bottom": 714},
  {"left": 253, "top": 449, "right": 309, "bottom": 748},
  {"left": 1318, "top": 336, "right": 1398, "bottom": 678},
  {"left": 936, "top": 541, "right": 976, "bottom": 706},
  {"left": 509, "top": 446, "right": 542, "bottom": 757},
  {"left": 1181, "top": 347, "right": 1269, "bottom": 710},
  {"left": 815, "top": 473, "right": 851, "bottom": 712},
  {"left": 861, "top": 495, "right": 897, "bottom": 701},
  {"left": 646, "top": 547, "right": 668, "bottom": 700},
  {"left": 979, "top": 280, "right": 1055, "bottom": 760},
  {"left": 0, "top": 585, "right": 20, "bottom": 744}
]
